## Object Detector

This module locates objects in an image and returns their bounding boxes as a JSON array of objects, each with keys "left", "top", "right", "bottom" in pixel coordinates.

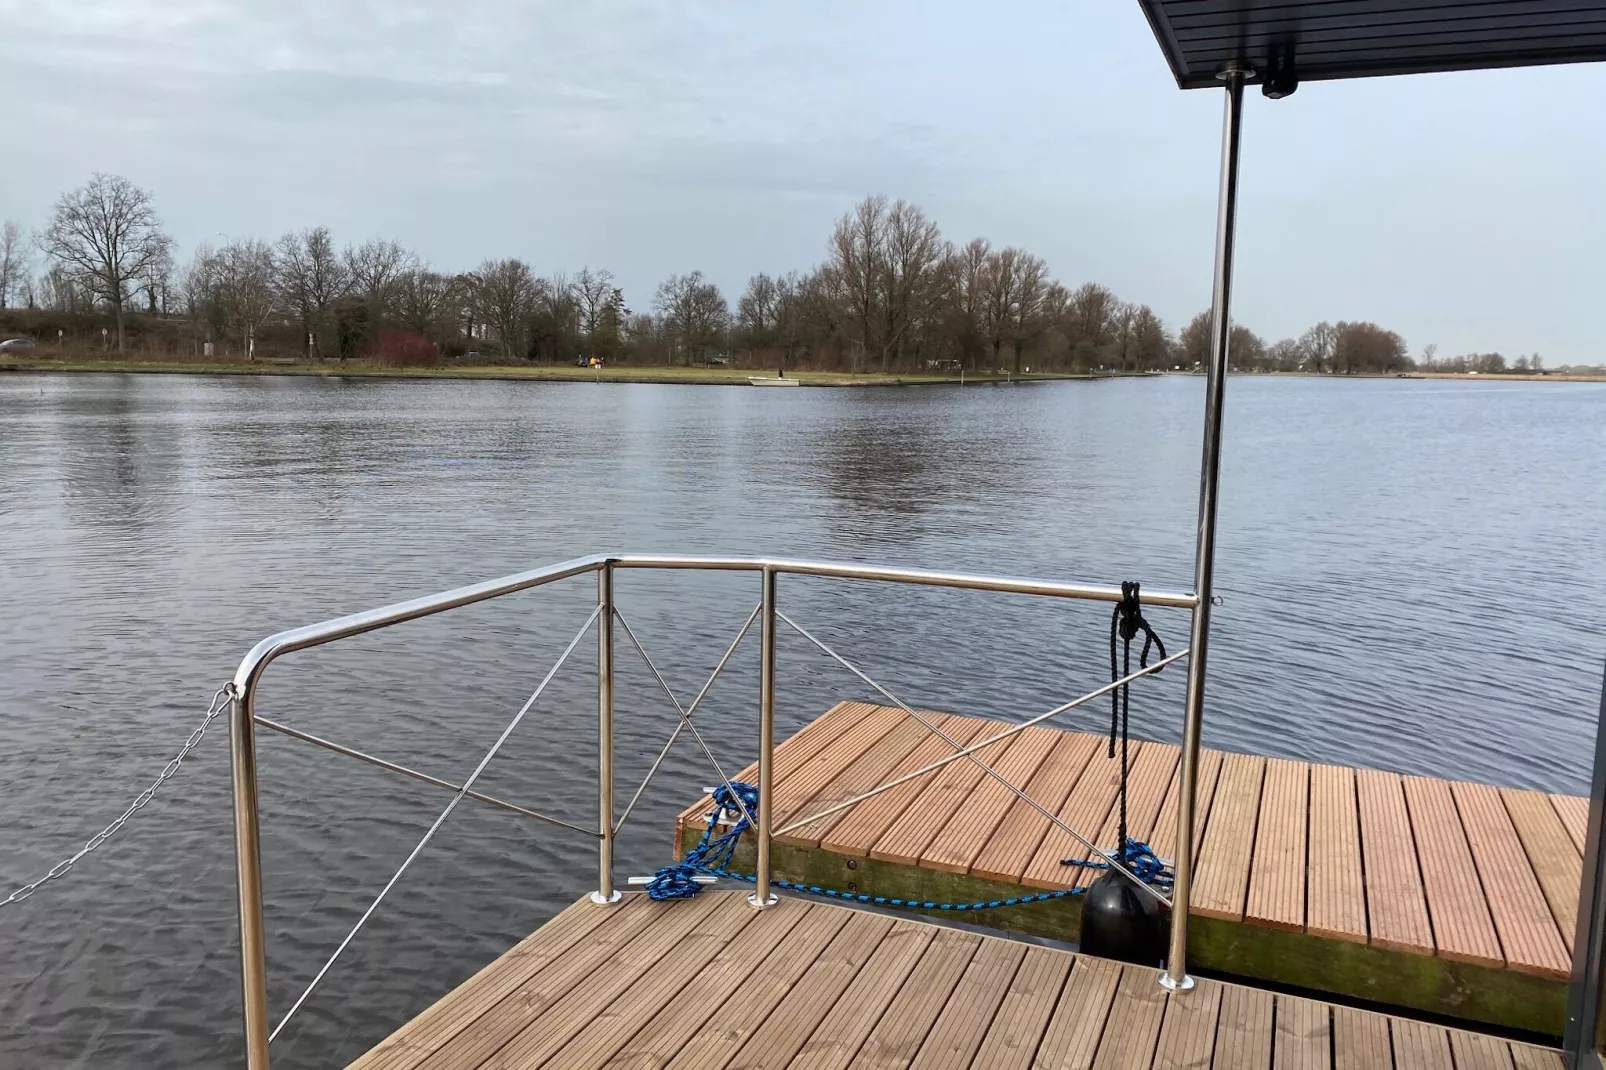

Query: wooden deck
[
  {"left": 673, "top": 703, "right": 1588, "bottom": 1035},
  {"left": 346, "top": 892, "right": 1564, "bottom": 1070}
]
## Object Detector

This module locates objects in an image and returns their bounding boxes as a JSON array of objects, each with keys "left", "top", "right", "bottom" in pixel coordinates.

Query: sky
[{"left": 3, "top": 0, "right": 1603, "bottom": 364}]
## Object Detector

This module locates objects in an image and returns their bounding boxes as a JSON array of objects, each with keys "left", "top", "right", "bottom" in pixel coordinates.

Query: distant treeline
[{"left": 0, "top": 173, "right": 1570, "bottom": 375}]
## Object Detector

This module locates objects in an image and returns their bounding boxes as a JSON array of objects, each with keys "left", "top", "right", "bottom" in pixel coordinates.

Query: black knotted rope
[{"left": 1107, "top": 581, "right": 1166, "bottom": 863}]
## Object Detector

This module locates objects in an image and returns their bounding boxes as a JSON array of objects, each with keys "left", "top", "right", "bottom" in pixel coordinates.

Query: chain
[{"left": 2, "top": 684, "right": 235, "bottom": 909}]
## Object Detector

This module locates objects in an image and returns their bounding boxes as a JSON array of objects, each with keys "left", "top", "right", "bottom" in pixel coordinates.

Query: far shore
[
  {"left": 0, "top": 357, "right": 1119, "bottom": 387},
  {"left": 2, "top": 356, "right": 1601, "bottom": 385}
]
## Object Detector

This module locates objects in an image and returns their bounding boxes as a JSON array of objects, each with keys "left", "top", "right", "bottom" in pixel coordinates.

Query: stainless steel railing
[{"left": 227, "top": 553, "right": 1198, "bottom": 1069}]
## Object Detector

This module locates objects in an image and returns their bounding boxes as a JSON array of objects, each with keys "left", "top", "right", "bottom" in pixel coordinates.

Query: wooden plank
[
  {"left": 786, "top": 922, "right": 939, "bottom": 1070},
  {"left": 1510, "top": 1042, "right": 1568, "bottom": 1070},
  {"left": 1390, "top": 1016, "right": 1453, "bottom": 1070},
  {"left": 676, "top": 702, "right": 880, "bottom": 832},
  {"left": 1551, "top": 794, "right": 1589, "bottom": 855},
  {"left": 847, "top": 928, "right": 983, "bottom": 1070},
  {"left": 349, "top": 895, "right": 625, "bottom": 1070},
  {"left": 408, "top": 896, "right": 683, "bottom": 1070},
  {"left": 660, "top": 908, "right": 884, "bottom": 1070},
  {"left": 1356, "top": 768, "right": 1434, "bottom": 954},
  {"left": 1452, "top": 781, "right": 1569, "bottom": 978},
  {"left": 907, "top": 939, "right": 1028, "bottom": 1070},
  {"left": 476, "top": 893, "right": 748, "bottom": 1070},
  {"left": 721, "top": 911, "right": 898, "bottom": 1070},
  {"left": 1149, "top": 977, "right": 1222, "bottom": 1070},
  {"left": 1330, "top": 1005, "right": 1391, "bottom": 1070},
  {"left": 921, "top": 725, "right": 1061, "bottom": 874},
  {"left": 1072, "top": 741, "right": 1180, "bottom": 890},
  {"left": 970, "top": 732, "right": 1101, "bottom": 884},
  {"left": 821, "top": 717, "right": 993, "bottom": 858},
  {"left": 1402, "top": 775, "right": 1503, "bottom": 968},
  {"left": 1447, "top": 1028, "right": 1517, "bottom": 1070},
  {"left": 773, "top": 706, "right": 913, "bottom": 829},
  {"left": 1021, "top": 741, "right": 1146, "bottom": 890},
  {"left": 1148, "top": 748, "right": 1226, "bottom": 865},
  {"left": 967, "top": 946, "right": 1074, "bottom": 1070},
  {"left": 1033, "top": 956, "right": 1122, "bottom": 1070},
  {"left": 548, "top": 898, "right": 830, "bottom": 1070},
  {"left": 1089, "top": 966, "right": 1167, "bottom": 1070},
  {"left": 1503, "top": 787, "right": 1582, "bottom": 953},
  {"left": 1306, "top": 764, "right": 1368, "bottom": 945},
  {"left": 1272, "top": 995, "right": 1331, "bottom": 1070},
  {"left": 1210, "top": 984, "right": 1273, "bottom": 1070},
  {"left": 781, "top": 718, "right": 933, "bottom": 847},
  {"left": 1190, "top": 752, "right": 1266, "bottom": 921},
  {"left": 870, "top": 728, "right": 1017, "bottom": 866},
  {"left": 1245, "top": 758, "right": 1309, "bottom": 932}
]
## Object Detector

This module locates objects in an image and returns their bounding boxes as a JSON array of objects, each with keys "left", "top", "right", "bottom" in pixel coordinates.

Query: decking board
[
  {"left": 1356, "top": 768, "right": 1434, "bottom": 955},
  {"left": 350, "top": 893, "right": 1568, "bottom": 1070},
  {"left": 970, "top": 732, "right": 1101, "bottom": 884},
  {"left": 1306, "top": 764, "right": 1367, "bottom": 944},
  {"left": 1190, "top": 752, "right": 1266, "bottom": 921},
  {"left": 1451, "top": 781, "right": 1569, "bottom": 978},
  {"left": 1245, "top": 758, "right": 1309, "bottom": 931},
  {"left": 1403, "top": 775, "right": 1504, "bottom": 969},
  {"left": 1502, "top": 788, "right": 1583, "bottom": 954}
]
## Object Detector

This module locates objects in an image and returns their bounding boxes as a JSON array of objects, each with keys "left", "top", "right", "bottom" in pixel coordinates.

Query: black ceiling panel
[{"left": 1139, "top": 0, "right": 1606, "bottom": 88}]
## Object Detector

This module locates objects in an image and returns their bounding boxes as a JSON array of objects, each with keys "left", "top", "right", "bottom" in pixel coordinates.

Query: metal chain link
[{"left": 2, "top": 684, "right": 235, "bottom": 908}]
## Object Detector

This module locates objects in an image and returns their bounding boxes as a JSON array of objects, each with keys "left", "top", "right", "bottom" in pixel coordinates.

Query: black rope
[{"left": 1108, "top": 581, "right": 1166, "bottom": 862}]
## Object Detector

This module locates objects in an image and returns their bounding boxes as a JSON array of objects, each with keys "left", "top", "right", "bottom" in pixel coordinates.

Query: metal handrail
[{"left": 226, "top": 554, "right": 1198, "bottom": 1068}]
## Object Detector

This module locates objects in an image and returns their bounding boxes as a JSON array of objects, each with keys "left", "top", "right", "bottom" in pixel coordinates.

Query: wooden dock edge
[{"left": 674, "top": 818, "right": 1565, "bottom": 1037}]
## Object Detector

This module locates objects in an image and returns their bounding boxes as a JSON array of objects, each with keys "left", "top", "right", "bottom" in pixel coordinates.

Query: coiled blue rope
[{"left": 645, "top": 780, "right": 1172, "bottom": 910}]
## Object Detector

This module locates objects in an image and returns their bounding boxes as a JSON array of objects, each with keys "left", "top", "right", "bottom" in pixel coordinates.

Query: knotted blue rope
[{"left": 646, "top": 780, "right": 1172, "bottom": 909}]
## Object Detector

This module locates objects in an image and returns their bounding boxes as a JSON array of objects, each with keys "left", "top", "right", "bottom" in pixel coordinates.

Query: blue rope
[{"left": 645, "top": 780, "right": 1172, "bottom": 910}]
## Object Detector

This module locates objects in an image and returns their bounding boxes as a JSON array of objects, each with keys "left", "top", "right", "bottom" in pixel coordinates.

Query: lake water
[{"left": 1, "top": 372, "right": 1602, "bottom": 1067}]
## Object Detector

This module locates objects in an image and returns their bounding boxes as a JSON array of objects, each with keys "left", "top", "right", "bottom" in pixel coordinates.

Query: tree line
[{"left": 0, "top": 173, "right": 1557, "bottom": 375}]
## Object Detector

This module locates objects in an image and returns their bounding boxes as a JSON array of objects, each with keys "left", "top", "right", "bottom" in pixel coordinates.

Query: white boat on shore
[{"left": 747, "top": 376, "right": 800, "bottom": 387}]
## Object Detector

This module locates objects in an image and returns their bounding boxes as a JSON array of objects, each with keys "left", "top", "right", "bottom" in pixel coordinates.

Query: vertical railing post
[
  {"left": 749, "top": 566, "right": 778, "bottom": 909},
  {"left": 1165, "top": 62, "right": 1248, "bottom": 992},
  {"left": 592, "top": 561, "right": 621, "bottom": 904},
  {"left": 229, "top": 684, "right": 272, "bottom": 1069}
]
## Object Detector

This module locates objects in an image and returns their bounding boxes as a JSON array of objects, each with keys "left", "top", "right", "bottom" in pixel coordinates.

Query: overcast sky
[{"left": 4, "top": 0, "right": 1603, "bottom": 363}]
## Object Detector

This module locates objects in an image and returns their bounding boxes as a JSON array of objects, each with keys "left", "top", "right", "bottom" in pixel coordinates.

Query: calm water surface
[{"left": 1, "top": 373, "right": 1602, "bottom": 1067}]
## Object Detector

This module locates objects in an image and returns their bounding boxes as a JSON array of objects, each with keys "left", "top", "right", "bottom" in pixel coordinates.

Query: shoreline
[{"left": 0, "top": 359, "right": 1115, "bottom": 387}]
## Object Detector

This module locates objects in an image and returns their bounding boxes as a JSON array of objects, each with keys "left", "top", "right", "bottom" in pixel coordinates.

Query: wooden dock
[
  {"left": 674, "top": 702, "right": 1588, "bottom": 1035},
  {"left": 346, "top": 891, "right": 1563, "bottom": 1069}
]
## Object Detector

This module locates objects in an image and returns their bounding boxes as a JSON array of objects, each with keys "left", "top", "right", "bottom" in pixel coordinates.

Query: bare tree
[
  {"left": 1006, "top": 251, "right": 1050, "bottom": 373},
  {"left": 654, "top": 271, "right": 728, "bottom": 364},
  {"left": 1298, "top": 321, "right": 1336, "bottom": 374},
  {"left": 1128, "top": 305, "right": 1171, "bottom": 370},
  {"left": 879, "top": 199, "right": 945, "bottom": 371},
  {"left": 737, "top": 272, "right": 780, "bottom": 351},
  {"left": 37, "top": 173, "right": 172, "bottom": 350},
  {"left": 193, "top": 240, "right": 277, "bottom": 356},
  {"left": 1062, "top": 282, "right": 1117, "bottom": 369},
  {"left": 829, "top": 196, "right": 888, "bottom": 373},
  {"left": 471, "top": 258, "right": 536, "bottom": 360},
  {"left": 395, "top": 270, "right": 455, "bottom": 338},
  {"left": 276, "top": 227, "right": 349, "bottom": 356},
  {"left": 344, "top": 238, "right": 417, "bottom": 324},
  {"left": 574, "top": 267, "right": 616, "bottom": 353},
  {"left": 0, "top": 220, "right": 23, "bottom": 309}
]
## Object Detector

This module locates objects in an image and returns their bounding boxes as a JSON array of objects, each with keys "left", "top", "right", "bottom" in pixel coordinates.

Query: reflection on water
[{"left": 1, "top": 372, "right": 1603, "bottom": 1067}]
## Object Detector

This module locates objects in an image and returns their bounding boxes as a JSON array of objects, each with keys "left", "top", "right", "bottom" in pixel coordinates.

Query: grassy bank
[{"left": 0, "top": 356, "right": 1107, "bottom": 387}]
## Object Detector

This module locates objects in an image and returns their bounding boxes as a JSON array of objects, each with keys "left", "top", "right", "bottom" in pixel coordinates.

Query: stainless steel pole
[
  {"left": 229, "top": 685, "right": 272, "bottom": 1069},
  {"left": 592, "top": 563, "right": 621, "bottom": 904},
  {"left": 749, "top": 567, "right": 778, "bottom": 909},
  {"left": 1164, "top": 63, "right": 1248, "bottom": 993}
]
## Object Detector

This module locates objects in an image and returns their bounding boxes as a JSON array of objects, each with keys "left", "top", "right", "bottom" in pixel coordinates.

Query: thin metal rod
[
  {"left": 595, "top": 567, "right": 618, "bottom": 904},
  {"left": 1166, "top": 64, "right": 1248, "bottom": 992},
  {"left": 252, "top": 716, "right": 598, "bottom": 838},
  {"left": 751, "top": 567, "right": 778, "bottom": 909},
  {"left": 611, "top": 555, "right": 1197, "bottom": 609},
  {"left": 269, "top": 606, "right": 599, "bottom": 1042},
  {"left": 614, "top": 603, "right": 761, "bottom": 835},
  {"left": 613, "top": 608, "right": 755, "bottom": 832},
  {"left": 230, "top": 685, "right": 272, "bottom": 1070},
  {"left": 777, "top": 610, "right": 1172, "bottom": 906},
  {"left": 775, "top": 647, "right": 1188, "bottom": 837}
]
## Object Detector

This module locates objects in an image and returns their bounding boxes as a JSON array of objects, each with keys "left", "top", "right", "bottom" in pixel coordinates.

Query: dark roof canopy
[{"left": 1140, "top": 0, "right": 1606, "bottom": 89}]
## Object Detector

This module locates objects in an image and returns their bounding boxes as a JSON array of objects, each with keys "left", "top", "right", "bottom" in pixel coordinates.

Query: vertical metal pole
[
  {"left": 229, "top": 685, "right": 272, "bottom": 1069},
  {"left": 592, "top": 563, "right": 622, "bottom": 904},
  {"left": 1164, "top": 63, "right": 1248, "bottom": 992},
  {"left": 749, "top": 567, "right": 778, "bottom": 909}
]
